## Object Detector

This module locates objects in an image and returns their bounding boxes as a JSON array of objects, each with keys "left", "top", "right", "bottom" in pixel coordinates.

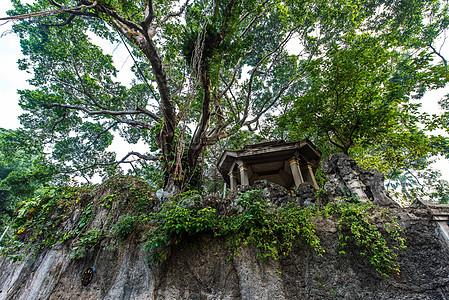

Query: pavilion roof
[{"left": 217, "top": 139, "right": 321, "bottom": 185}]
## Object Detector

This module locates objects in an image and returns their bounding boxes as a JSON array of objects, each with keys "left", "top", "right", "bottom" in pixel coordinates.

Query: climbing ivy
[
  {"left": 324, "top": 202, "right": 406, "bottom": 277},
  {"left": 143, "top": 190, "right": 405, "bottom": 277},
  {"left": 1, "top": 177, "right": 406, "bottom": 277},
  {"left": 1, "top": 175, "right": 155, "bottom": 261},
  {"left": 143, "top": 190, "right": 323, "bottom": 262}
]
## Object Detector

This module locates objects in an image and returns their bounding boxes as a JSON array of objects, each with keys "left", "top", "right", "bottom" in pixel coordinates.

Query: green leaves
[
  {"left": 326, "top": 202, "right": 406, "bottom": 277},
  {"left": 6, "top": 0, "right": 449, "bottom": 188},
  {"left": 143, "top": 191, "right": 406, "bottom": 277},
  {"left": 145, "top": 190, "right": 322, "bottom": 262},
  {"left": 0, "top": 129, "right": 53, "bottom": 235}
]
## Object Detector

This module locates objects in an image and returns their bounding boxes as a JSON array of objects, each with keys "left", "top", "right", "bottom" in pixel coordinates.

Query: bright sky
[{"left": 0, "top": 1, "right": 448, "bottom": 181}]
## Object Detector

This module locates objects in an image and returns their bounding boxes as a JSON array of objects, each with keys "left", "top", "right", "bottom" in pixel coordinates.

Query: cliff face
[
  {"left": 1, "top": 153, "right": 449, "bottom": 300},
  {"left": 1, "top": 203, "right": 449, "bottom": 300}
]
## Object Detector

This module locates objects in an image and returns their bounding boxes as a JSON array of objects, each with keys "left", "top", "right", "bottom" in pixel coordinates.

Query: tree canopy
[
  {"left": 2, "top": 0, "right": 449, "bottom": 192},
  {"left": 0, "top": 128, "right": 52, "bottom": 231}
]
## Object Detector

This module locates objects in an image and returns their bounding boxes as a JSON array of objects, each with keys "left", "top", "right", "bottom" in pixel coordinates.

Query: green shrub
[
  {"left": 325, "top": 202, "right": 406, "bottom": 276},
  {"left": 142, "top": 190, "right": 406, "bottom": 277}
]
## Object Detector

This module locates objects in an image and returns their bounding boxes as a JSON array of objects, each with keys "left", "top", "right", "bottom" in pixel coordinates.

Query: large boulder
[{"left": 321, "top": 153, "right": 399, "bottom": 207}]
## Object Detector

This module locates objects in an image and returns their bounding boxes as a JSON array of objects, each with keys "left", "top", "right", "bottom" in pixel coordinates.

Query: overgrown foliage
[
  {"left": 1, "top": 176, "right": 155, "bottom": 260},
  {"left": 4, "top": 0, "right": 449, "bottom": 191},
  {"left": 144, "top": 190, "right": 405, "bottom": 276},
  {"left": 324, "top": 202, "right": 406, "bottom": 276},
  {"left": 0, "top": 128, "right": 53, "bottom": 235},
  {"left": 2, "top": 182, "right": 405, "bottom": 277}
]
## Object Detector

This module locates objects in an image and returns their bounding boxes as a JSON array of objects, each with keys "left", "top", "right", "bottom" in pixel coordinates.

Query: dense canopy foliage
[{"left": 1, "top": 0, "right": 448, "bottom": 196}]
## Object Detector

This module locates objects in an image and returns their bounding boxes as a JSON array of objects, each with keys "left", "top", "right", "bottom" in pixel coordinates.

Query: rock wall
[
  {"left": 321, "top": 153, "right": 399, "bottom": 207},
  {"left": 1, "top": 155, "right": 449, "bottom": 300},
  {"left": 1, "top": 206, "right": 449, "bottom": 300}
]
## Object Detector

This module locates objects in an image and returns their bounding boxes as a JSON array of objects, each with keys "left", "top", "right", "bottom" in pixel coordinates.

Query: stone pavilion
[{"left": 217, "top": 139, "right": 321, "bottom": 192}]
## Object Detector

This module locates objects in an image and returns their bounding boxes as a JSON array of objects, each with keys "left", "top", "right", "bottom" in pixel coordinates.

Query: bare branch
[
  {"left": 429, "top": 43, "right": 447, "bottom": 66},
  {"left": 50, "top": 103, "right": 149, "bottom": 117},
  {"left": 66, "top": 55, "right": 161, "bottom": 122},
  {"left": 117, "top": 151, "right": 159, "bottom": 163},
  {"left": 44, "top": 14, "right": 76, "bottom": 27},
  {"left": 73, "top": 151, "right": 159, "bottom": 173},
  {"left": 115, "top": 117, "right": 152, "bottom": 129},
  {"left": 141, "top": 0, "right": 155, "bottom": 29},
  {"left": 137, "top": 106, "right": 161, "bottom": 121}
]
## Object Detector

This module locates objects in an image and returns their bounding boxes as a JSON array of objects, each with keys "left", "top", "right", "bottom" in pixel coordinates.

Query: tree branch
[
  {"left": 82, "top": 121, "right": 118, "bottom": 154},
  {"left": 239, "top": 8, "right": 268, "bottom": 38},
  {"left": 136, "top": 106, "right": 161, "bottom": 121},
  {"left": 241, "top": 26, "right": 298, "bottom": 125},
  {"left": 73, "top": 151, "right": 159, "bottom": 173},
  {"left": 429, "top": 43, "right": 447, "bottom": 66},
  {"left": 69, "top": 54, "right": 108, "bottom": 110},
  {"left": 0, "top": 0, "right": 98, "bottom": 21},
  {"left": 156, "top": 0, "right": 190, "bottom": 27},
  {"left": 96, "top": 3, "right": 142, "bottom": 32},
  {"left": 117, "top": 151, "right": 159, "bottom": 163},
  {"left": 114, "top": 117, "right": 152, "bottom": 129},
  {"left": 49, "top": 103, "right": 154, "bottom": 121},
  {"left": 243, "top": 78, "right": 294, "bottom": 127},
  {"left": 218, "top": 57, "right": 242, "bottom": 100},
  {"left": 325, "top": 130, "right": 344, "bottom": 151},
  {"left": 141, "top": 0, "right": 154, "bottom": 30}
]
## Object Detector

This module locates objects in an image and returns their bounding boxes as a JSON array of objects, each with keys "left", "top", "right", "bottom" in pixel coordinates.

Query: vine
[
  {"left": 143, "top": 190, "right": 323, "bottom": 262},
  {"left": 143, "top": 190, "right": 406, "bottom": 277},
  {"left": 2, "top": 177, "right": 406, "bottom": 277},
  {"left": 324, "top": 202, "right": 406, "bottom": 277}
]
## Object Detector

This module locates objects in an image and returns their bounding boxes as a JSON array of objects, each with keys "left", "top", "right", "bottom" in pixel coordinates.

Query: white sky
[{"left": 0, "top": 1, "right": 448, "bottom": 181}]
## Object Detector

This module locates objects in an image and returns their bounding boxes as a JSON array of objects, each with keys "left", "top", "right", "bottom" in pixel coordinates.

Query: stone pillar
[
  {"left": 237, "top": 162, "right": 249, "bottom": 186},
  {"left": 289, "top": 157, "right": 304, "bottom": 188},
  {"left": 307, "top": 163, "right": 319, "bottom": 189},
  {"left": 228, "top": 171, "right": 237, "bottom": 191}
]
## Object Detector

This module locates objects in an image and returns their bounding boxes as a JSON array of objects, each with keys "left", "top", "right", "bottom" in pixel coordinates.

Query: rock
[
  {"left": 156, "top": 185, "right": 179, "bottom": 202},
  {"left": 231, "top": 180, "right": 298, "bottom": 210},
  {"left": 2, "top": 176, "right": 449, "bottom": 299},
  {"left": 2, "top": 207, "right": 449, "bottom": 299},
  {"left": 296, "top": 183, "right": 317, "bottom": 207},
  {"left": 322, "top": 153, "right": 399, "bottom": 207}
]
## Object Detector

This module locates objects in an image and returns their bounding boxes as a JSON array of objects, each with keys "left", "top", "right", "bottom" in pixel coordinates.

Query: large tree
[
  {"left": 279, "top": 33, "right": 448, "bottom": 155},
  {"left": 3, "top": 0, "right": 449, "bottom": 190}
]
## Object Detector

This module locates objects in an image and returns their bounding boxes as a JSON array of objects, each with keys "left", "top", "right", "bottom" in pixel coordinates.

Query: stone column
[
  {"left": 307, "top": 163, "right": 319, "bottom": 189},
  {"left": 228, "top": 171, "right": 237, "bottom": 191},
  {"left": 237, "top": 162, "right": 249, "bottom": 186},
  {"left": 289, "top": 157, "right": 304, "bottom": 188}
]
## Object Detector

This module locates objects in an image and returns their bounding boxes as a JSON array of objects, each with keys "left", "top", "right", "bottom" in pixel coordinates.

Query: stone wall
[
  {"left": 1, "top": 154, "right": 449, "bottom": 300},
  {"left": 1, "top": 206, "right": 449, "bottom": 300}
]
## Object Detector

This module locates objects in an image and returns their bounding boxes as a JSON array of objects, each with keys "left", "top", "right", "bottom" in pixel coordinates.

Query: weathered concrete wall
[{"left": 1, "top": 207, "right": 449, "bottom": 300}]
